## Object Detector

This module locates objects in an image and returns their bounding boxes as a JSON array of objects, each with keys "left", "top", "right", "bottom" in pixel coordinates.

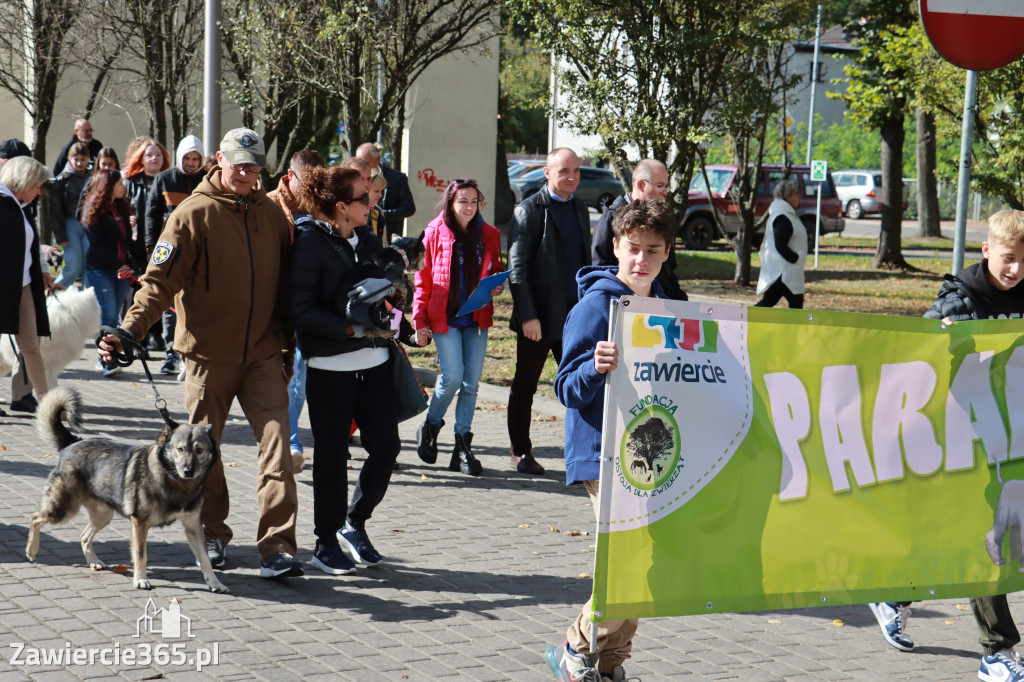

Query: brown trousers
[
  {"left": 567, "top": 480, "right": 639, "bottom": 672},
  {"left": 13, "top": 286, "right": 49, "bottom": 399},
  {"left": 183, "top": 354, "right": 297, "bottom": 560}
]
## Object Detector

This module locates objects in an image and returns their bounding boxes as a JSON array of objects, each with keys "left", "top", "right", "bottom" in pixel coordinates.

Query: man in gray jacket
[{"left": 506, "top": 147, "right": 591, "bottom": 475}]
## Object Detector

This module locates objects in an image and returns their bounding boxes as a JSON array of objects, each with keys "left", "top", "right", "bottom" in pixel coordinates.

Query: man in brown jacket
[
  {"left": 266, "top": 149, "right": 323, "bottom": 474},
  {"left": 100, "top": 128, "right": 302, "bottom": 579}
]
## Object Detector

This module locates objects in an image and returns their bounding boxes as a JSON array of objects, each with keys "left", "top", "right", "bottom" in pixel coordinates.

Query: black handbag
[{"left": 390, "top": 339, "right": 428, "bottom": 422}]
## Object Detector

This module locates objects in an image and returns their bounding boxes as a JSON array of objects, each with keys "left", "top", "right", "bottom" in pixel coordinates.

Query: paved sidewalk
[{"left": 0, "top": 346, "right": 1018, "bottom": 680}]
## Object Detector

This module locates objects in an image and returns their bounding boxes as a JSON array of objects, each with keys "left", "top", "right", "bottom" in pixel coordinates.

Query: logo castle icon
[{"left": 135, "top": 597, "right": 196, "bottom": 639}]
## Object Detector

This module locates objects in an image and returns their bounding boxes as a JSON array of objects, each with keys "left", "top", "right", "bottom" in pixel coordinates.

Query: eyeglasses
[
  {"left": 229, "top": 163, "right": 262, "bottom": 174},
  {"left": 343, "top": 191, "right": 370, "bottom": 205}
]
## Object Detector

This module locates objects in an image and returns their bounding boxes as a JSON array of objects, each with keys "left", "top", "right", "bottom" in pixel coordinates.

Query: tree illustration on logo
[{"left": 625, "top": 417, "right": 674, "bottom": 485}]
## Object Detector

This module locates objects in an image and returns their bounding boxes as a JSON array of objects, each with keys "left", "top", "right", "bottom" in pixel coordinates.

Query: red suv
[{"left": 681, "top": 164, "right": 845, "bottom": 250}]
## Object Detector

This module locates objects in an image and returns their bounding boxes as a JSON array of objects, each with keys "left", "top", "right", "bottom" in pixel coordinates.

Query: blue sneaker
[
  {"left": 338, "top": 524, "right": 383, "bottom": 567},
  {"left": 868, "top": 602, "right": 913, "bottom": 651},
  {"left": 980, "top": 649, "right": 1024, "bottom": 682},
  {"left": 545, "top": 642, "right": 597, "bottom": 681},
  {"left": 310, "top": 542, "right": 356, "bottom": 576},
  {"left": 259, "top": 551, "right": 303, "bottom": 579}
]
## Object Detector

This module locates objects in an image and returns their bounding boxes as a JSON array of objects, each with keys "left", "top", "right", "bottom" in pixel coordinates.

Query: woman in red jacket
[{"left": 413, "top": 179, "right": 504, "bottom": 476}]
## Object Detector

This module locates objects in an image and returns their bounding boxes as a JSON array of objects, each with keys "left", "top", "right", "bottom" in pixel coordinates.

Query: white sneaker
[
  {"left": 545, "top": 643, "right": 598, "bottom": 681},
  {"left": 868, "top": 602, "right": 913, "bottom": 651},
  {"left": 980, "top": 648, "right": 1024, "bottom": 682}
]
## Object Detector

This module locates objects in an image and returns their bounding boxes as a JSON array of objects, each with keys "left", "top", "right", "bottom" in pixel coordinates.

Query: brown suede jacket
[
  {"left": 267, "top": 175, "right": 299, "bottom": 239},
  {"left": 121, "top": 168, "right": 294, "bottom": 366}
]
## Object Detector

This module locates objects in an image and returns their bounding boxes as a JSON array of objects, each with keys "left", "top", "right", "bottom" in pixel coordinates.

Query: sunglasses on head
[
  {"left": 450, "top": 178, "right": 478, "bottom": 188},
  {"left": 344, "top": 191, "right": 370, "bottom": 205}
]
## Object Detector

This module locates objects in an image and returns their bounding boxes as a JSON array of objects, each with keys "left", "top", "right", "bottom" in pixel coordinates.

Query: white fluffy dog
[{"left": 0, "top": 287, "right": 101, "bottom": 389}]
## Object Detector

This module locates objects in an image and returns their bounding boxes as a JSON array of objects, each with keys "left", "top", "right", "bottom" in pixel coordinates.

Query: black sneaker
[
  {"left": 259, "top": 551, "right": 304, "bottom": 579},
  {"left": 310, "top": 542, "right": 356, "bottom": 576},
  {"left": 10, "top": 394, "right": 38, "bottom": 413},
  {"left": 195, "top": 539, "right": 227, "bottom": 569},
  {"left": 338, "top": 524, "right": 382, "bottom": 567}
]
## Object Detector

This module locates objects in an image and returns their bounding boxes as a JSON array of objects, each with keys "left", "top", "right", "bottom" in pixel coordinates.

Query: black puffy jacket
[{"left": 288, "top": 218, "right": 413, "bottom": 359}]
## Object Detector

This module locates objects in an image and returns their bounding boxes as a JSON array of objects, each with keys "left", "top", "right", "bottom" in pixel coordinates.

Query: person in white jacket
[{"left": 756, "top": 179, "right": 806, "bottom": 308}]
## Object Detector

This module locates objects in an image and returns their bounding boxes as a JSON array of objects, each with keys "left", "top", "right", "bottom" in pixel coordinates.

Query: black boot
[
  {"left": 449, "top": 432, "right": 482, "bottom": 476},
  {"left": 416, "top": 419, "right": 444, "bottom": 464}
]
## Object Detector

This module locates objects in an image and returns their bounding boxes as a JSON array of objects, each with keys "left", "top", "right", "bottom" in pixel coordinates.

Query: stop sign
[{"left": 920, "top": 0, "right": 1024, "bottom": 70}]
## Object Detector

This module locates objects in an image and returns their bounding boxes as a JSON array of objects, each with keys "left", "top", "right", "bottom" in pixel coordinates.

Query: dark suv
[{"left": 681, "top": 164, "right": 845, "bottom": 250}]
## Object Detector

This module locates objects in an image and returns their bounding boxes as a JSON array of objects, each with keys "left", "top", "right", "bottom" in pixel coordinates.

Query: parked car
[
  {"left": 682, "top": 164, "right": 845, "bottom": 250},
  {"left": 508, "top": 159, "right": 546, "bottom": 178},
  {"left": 832, "top": 169, "right": 907, "bottom": 219},
  {"left": 509, "top": 165, "right": 624, "bottom": 210}
]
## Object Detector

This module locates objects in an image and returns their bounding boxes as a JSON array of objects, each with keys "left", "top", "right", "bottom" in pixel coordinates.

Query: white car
[{"left": 832, "top": 170, "right": 884, "bottom": 220}]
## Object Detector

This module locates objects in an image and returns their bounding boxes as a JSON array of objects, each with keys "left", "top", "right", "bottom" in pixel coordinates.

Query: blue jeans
[
  {"left": 288, "top": 344, "right": 307, "bottom": 453},
  {"left": 426, "top": 326, "right": 488, "bottom": 435},
  {"left": 85, "top": 269, "right": 132, "bottom": 328},
  {"left": 54, "top": 218, "right": 89, "bottom": 288}
]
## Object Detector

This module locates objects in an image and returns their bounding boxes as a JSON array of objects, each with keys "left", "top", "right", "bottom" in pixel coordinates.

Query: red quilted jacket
[{"left": 413, "top": 212, "right": 504, "bottom": 334}]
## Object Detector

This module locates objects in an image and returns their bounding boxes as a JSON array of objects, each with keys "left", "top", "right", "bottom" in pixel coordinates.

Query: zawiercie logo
[{"left": 632, "top": 314, "right": 718, "bottom": 352}]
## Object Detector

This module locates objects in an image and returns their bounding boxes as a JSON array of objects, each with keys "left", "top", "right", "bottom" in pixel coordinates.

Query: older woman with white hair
[
  {"left": 0, "top": 156, "right": 54, "bottom": 403},
  {"left": 756, "top": 179, "right": 806, "bottom": 309}
]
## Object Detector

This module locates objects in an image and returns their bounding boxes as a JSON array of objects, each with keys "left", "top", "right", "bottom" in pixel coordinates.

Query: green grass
[{"left": 408, "top": 242, "right": 969, "bottom": 399}]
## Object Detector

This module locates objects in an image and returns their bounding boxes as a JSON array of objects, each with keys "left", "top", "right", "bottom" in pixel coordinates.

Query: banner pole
[{"left": 590, "top": 297, "right": 624, "bottom": 659}]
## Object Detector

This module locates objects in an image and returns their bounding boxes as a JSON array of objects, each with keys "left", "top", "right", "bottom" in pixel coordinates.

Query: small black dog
[
  {"left": 343, "top": 235, "right": 426, "bottom": 337},
  {"left": 376, "top": 235, "right": 426, "bottom": 314}
]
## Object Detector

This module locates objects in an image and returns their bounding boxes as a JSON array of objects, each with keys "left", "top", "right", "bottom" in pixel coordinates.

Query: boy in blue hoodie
[{"left": 547, "top": 199, "right": 683, "bottom": 681}]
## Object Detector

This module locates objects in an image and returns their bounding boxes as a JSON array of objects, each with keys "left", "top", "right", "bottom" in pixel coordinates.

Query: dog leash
[{"left": 94, "top": 325, "right": 177, "bottom": 430}]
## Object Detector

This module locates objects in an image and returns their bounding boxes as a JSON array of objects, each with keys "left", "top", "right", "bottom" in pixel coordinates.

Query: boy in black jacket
[{"left": 870, "top": 209, "right": 1024, "bottom": 682}]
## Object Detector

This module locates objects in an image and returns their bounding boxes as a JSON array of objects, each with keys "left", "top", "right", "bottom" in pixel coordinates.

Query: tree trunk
[
  {"left": 916, "top": 108, "right": 941, "bottom": 238},
  {"left": 732, "top": 222, "right": 753, "bottom": 285},
  {"left": 391, "top": 98, "right": 407, "bottom": 171},
  {"left": 493, "top": 78, "right": 514, "bottom": 231},
  {"left": 871, "top": 114, "right": 908, "bottom": 269}
]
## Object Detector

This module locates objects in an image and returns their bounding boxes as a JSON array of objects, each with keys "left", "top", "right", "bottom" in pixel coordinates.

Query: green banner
[{"left": 593, "top": 297, "right": 1024, "bottom": 621}]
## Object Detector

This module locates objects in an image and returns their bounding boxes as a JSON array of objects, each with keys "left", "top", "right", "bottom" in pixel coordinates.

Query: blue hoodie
[{"left": 555, "top": 265, "right": 669, "bottom": 485}]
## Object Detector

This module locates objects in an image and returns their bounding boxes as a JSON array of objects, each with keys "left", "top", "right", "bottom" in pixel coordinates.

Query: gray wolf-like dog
[
  {"left": 25, "top": 387, "right": 228, "bottom": 592},
  {"left": 985, "top": 457, "right": 1024, "bottom": 572},
  {"left": 0, "top": 287, "right": 101, "bottom": 389}
]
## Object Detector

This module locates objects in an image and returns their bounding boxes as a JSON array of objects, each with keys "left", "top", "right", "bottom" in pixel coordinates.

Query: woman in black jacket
[
  {"left": 288, "top": 165, "right": 419, "bottom": 577},
  {"left": 80, "top": 169, "right": 144, "bottom": 376},
  {"left": 0, "top": 156, "right": 53, "bottom": 403}
]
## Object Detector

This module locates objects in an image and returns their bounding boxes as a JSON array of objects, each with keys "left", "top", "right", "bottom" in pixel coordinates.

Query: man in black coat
[
  {"left": 506, "top": 147, "right": 592, "bottom": 475},
  {"left": 51, "top": 119, "right": 103, "bottom": 177},
  {"left": 356, "top": 143, "right": 415, "bottom": 241},
  {"left": 591, "top": 159, "right": 686, "bottom": 300}
]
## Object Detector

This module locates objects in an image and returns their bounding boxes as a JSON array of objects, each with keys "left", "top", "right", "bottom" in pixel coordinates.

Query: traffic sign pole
[
  {"left": 809, "top": 160, "right": 827, "bottom": 269},
  {"left": 814, "top": 187, "right": 822, "bottom": 269},
  {"left": 952, "top": 69, "right": 978, "bottom": 275},
  {"left": 920, "top": 1, "right": 1024, "bottom": 274}
]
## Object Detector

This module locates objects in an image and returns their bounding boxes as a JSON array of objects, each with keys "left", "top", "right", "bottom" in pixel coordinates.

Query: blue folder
[{"left": 456, "top": 270, "right": 512, "bottom": 317}]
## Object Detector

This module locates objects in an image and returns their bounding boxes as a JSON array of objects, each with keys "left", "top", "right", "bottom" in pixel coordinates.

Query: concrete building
[{"left": 402, "top": 33, "right": 500, "bottom": 233}]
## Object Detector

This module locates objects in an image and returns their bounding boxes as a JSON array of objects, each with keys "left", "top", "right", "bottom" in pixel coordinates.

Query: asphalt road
[{"left": 836, "top": 216, "right": 989, "bottom": 243}]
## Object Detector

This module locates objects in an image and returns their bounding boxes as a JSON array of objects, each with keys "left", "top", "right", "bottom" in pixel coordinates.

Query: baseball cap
[
  {"left": 0, "top": 139, "right": 31, "bottom": 160},
  {"left": 219, "top": 128, "right": 266, "bottom": 167}
]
